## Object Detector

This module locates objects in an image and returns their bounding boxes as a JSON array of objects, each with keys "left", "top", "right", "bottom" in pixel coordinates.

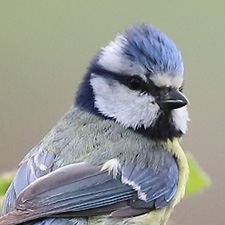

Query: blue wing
[
  {"left": 123, "top": 160, "right": 178, "bottom": 207},
  {"left": 122, "top": 160, "right": 178, "bottom": 208},
  {"left": 0, "top": 155, "right": 178, "bottom": 225},
  {"left": 110, "top": 156, "right": 178, "bottom": 217},
  {"left": 1, "top": 150, "right": 55, "bottom": 215}
]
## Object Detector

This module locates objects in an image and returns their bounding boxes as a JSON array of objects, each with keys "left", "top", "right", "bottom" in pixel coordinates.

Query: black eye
[{"left": 127, "top": 76, "right": 143, "bottom": 90}]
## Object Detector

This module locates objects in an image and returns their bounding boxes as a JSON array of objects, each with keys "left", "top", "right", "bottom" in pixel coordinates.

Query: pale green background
[{"left": 0, "top": 1, "right": 224, "bottom": 225}]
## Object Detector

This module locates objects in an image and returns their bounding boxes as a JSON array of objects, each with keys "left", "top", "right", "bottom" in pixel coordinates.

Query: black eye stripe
[
  {"left": 91, "top": 67, "right": 169, "bottom": 97},
  {"left": 91, "top": 67, "right": 142, "bottom": 88}
]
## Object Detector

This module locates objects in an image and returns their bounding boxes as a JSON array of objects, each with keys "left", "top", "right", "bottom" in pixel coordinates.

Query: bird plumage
[{"left": 0, "top": 24, "right": 189, "bottom": 225}]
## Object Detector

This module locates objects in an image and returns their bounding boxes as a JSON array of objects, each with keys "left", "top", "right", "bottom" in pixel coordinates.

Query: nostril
[{"left": 161, "top": 88, "right": 171, "bottom": 97}]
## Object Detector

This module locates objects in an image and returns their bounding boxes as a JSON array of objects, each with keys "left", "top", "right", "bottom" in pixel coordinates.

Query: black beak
[{"left": 157, "top": 89, "right": 189, "bottom": 110}]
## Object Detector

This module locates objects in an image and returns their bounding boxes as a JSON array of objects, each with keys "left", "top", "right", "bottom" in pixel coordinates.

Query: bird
[{"left": 0, "top": 24, "right": 190, "bottom": 225}]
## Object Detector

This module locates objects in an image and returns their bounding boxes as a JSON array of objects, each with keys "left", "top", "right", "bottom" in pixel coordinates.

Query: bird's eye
[{"left": 127, "top": 76, "right": 143, "bottom": 90}]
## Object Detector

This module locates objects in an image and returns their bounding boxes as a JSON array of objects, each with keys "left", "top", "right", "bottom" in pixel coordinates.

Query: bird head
[{"left": 75, "top": 24, "right": 189, "bottom": 140}]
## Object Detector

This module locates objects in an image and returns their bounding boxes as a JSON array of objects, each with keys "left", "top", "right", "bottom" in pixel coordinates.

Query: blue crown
[{"left": 122, "top": 24, "right": 183, "bottom": 76}]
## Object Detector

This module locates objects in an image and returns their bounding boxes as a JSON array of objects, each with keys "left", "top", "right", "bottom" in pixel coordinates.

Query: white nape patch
[
  {"left": 150, "top": 73, "right": 183, "bottom": 88},
  {"left": 101, "top": 159, "right": 121, "bottom": 178},
  {"left": 90, "top": 75, "right": 160, "bottom": 129},
  {"left": 171, "top": 106, "right": 189, "bottom": 134},
  {"left": 98, "top": 35, "right": 146, "bottom": 77}
]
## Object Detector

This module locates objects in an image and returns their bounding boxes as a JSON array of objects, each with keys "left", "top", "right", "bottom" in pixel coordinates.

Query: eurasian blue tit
[{"left": 0, "top": 24, "right": 190, "bottom": 225}]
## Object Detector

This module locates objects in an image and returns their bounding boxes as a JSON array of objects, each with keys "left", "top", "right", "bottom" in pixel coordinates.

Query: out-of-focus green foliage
[
  {"left": 0, "top": 172, "right": 15, "bottom": 209},
  {"left": 0, "top": 154, "right": 210, "bottom": 209},
  {"left": 185, "top": 153, "right": 210, "bottom": 196}
]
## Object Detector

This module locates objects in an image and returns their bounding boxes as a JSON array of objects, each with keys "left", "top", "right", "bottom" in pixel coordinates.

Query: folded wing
[{"left": 0, "top": 157, "right": 178, "bottom": 225}]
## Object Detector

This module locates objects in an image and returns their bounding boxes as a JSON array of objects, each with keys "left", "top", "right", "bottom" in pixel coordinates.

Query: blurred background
[{"left": 0, "top": 1, "right": 224, "bottom": 224}]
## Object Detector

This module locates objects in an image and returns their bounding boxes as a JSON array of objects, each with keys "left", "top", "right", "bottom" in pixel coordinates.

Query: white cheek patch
[
  {"left": 171, "top": 106, "right": 189, "bottom": 134},
  {"left": 90, "top": 75, "right": 160, "bottom": 129},
  {"left": 98, "top": 35, "right": 146, "bottom": 77},
  {"left": 150, "top": 73, "right": 183, "bottom": 88}
]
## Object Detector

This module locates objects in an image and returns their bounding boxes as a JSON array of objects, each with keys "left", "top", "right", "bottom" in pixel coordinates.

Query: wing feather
[{"left": 0, "top": 155, "right": 179, "bottom": 225}]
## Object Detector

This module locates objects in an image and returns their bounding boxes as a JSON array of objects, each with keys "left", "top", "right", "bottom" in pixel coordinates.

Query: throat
[{"left": 134, "top": 111, "right": 183, "bottom": 140}]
